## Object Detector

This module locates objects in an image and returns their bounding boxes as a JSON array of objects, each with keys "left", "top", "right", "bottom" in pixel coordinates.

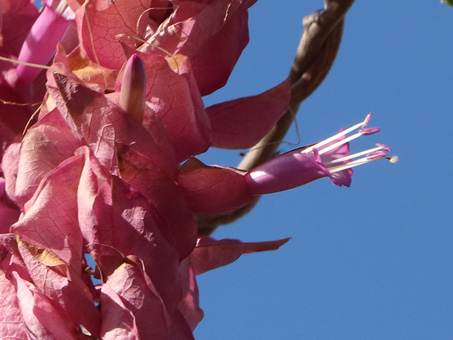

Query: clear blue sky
[{"left": 194, "top": 1, "right": 453, "bottom": 339}]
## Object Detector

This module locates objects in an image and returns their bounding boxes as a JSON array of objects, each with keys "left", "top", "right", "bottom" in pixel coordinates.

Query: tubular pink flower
[
  {"left": 245, "top": 113, "right": 397, "bottom": 195},
  {"left": 119, "top": 54, "right": 146, "bottom": 123},
  {"left": 13, "top": 4, "right": 72, "bottom": 87}
]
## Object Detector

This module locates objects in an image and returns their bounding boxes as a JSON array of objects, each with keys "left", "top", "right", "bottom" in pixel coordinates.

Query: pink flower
[
  {"left": 176, "top": 114, "right": 397, "bottom": 215},
  {"left": 246, "top": 113, "right": 397, "bottom": 194}
]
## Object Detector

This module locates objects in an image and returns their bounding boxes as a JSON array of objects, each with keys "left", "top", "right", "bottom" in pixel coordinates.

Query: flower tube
[
  {"left": 119, "top": 54, "right": 146, "bottom": 123},
  {"left": 13, "top": 3, "right": 73, "bottom": 87}
]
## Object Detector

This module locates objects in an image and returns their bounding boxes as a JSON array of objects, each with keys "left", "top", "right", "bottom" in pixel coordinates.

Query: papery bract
[
  {"left": 14, "top": 108, "right": 83, "bottom": 207},
  {"left": 177, "top": 157, "right": 252, "bottom": 216},
  {"left": 0, "top": 246, "right": 28, "bottom": 339},
  {"left": 146, "top": 0, "right": 257, "bottom": 95},
  {"left": 190, "top": 236, "right": 290, "bottom": 276},
  {"left": 139, "top": 53, "right": 211, "bottom": 162},
  {"left": 100, "top": 256, "right": 171, "bottom": 340},
  {"left": 207, "top": 79, "right": 291, "bottom": 149},
  {"left": 74, "top": 0, "right": 152, "bottom": 69},
  {"left": 117, "top": 144, "right": 198, "bottom": 259}
]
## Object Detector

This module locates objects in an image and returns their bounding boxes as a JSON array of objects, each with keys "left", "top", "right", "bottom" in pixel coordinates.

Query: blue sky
[{"left": 194, "top": 1, "right": 453, "bottom": 339}]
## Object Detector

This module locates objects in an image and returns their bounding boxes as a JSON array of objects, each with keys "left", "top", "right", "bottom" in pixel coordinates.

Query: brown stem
[{"left": 197, "top": 0, "right": 355, "bottom": 235}]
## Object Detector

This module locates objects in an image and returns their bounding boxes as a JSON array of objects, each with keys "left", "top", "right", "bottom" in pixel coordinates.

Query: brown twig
[{"left": 197, "top": 0, "right": 355, "bottom": 235}]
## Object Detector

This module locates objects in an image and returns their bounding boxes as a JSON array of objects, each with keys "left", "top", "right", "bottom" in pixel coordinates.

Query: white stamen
[
  {"left": 329, "top": 154, "right": 397, "bottom": 173},
  {"left": 328, "top": 145, "right": 386, "bottom": 165},
  {"left": 329, "top": 155, "right": 385, "bottom": 173},
  {"left": 300, "top": 114, "right": 397, "bottom": 174},
  {"left": 316, "top": 131, "right": 363, "bottom": 156},
  {"left": 302, "top": 119, "right": 367, "bottom": 154}
]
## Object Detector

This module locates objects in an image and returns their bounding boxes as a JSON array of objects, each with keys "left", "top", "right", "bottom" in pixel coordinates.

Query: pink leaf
[
  {"left": 99, "top": 283, "right": 141, "bottom": 340},
  {"left": 2, "top": 142, "right": 21, "bottom": 205},
  {"left": 0, "top": 78, "right": 35, "bottom": 151},
  {"left": 207, "top": 79, "right": 291, "bottom": 149},
  {"left": 77, "top": 158, "right": 184, "bottom": 320}
]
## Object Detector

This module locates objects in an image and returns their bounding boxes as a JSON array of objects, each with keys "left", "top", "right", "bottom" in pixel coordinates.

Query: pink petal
[
  {"left": 177, "top": 157, "right": 252, "bottom": 216},
  {"left": 119, "top": 54, "right": 146, "bottom": 123},
  {"left": 190, "top": 236, "right": 290, "bottom": 276},
  {"left": 245, "top": 150, "right": 329, "bottom": 195},
  {"left": 207, "top": 79, "right": 291, "bottom": 149}
]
